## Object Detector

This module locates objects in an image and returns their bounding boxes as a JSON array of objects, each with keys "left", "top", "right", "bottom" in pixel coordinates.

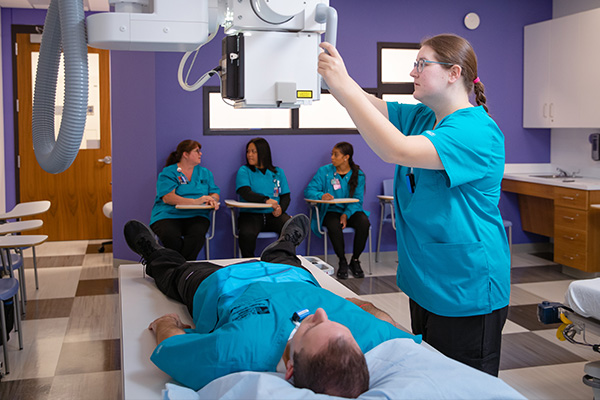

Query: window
[
  {"left": 203, "top": 87, "right": 376, "bottom": 135},
  {"left": 377, "top": 42, "right": 419, "bottom": 100}
]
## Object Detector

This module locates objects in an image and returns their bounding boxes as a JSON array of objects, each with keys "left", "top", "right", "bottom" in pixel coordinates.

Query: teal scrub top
[
  {"left": 235, "top": 165, "right": 290, "bottom": 213},
  {"left": 387, "top": 102, "right": 510, "bottom": 317},
  {"left": 304, "top": 164, "right": 369, "bottom": 237},
  {"left": 150, "top": 164, "right": 220, "bottom": 225},
  {"left": 150, "top": 261, "right": 419, "bottom": 390}
]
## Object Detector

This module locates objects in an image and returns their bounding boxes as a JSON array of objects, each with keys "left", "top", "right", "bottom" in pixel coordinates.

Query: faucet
[{"left": 556, "top": 167, "right": 569, "bottom": 177}]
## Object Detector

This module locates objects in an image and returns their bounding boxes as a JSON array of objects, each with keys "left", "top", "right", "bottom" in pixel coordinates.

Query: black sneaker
[
  {"left": 260, "top": 214, "right": 309, "bottom": 258},
  {"left": 123, "top": 220, "right": 163, "bottom": 263},
  {"left": 337, "top": 258, "right": 349, "bottom": 280},
  {"left": 280, "top": 214, "right": 309, "bottom": 246},
  {"left": 349, "top": 258, "right": 365, "bottom": 278}
]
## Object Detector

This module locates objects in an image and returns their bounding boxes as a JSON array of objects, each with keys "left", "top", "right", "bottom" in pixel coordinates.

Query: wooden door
[{"left": 16, "top": 33, "right": 112, "bottom": 240}]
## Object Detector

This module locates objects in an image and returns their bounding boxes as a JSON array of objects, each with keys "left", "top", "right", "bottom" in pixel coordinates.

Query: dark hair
[
  {"left": 165, "top": 139, "right": 201, "bottom": 167},
  {"left": 334, "top": 142, "right": 361, "bottom": 197},
  {"left": 246, "top": 137, "right": 277, "bottom": 173},
  {"left": 421, "top": 34, "right": 489, "bottom": 113},
  {"left": 293, "top": 337, "right": 369, "bottom": 397}
]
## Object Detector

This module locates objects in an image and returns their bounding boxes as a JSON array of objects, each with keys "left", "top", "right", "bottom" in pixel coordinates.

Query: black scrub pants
[
  {"left": 409, "top": 299, "right": 508, "bottom": 377},
  {"left": 322, "top": 211, "right": 370, "bottom": 261},
  {"left": 151, "top": 216, "right": 210, "bottom": 261},
  {"left": 238, "top": 212, "right": 291, "bottom": 257},
  {"left": 145, "top": 236, "right": 303, "bottom": 315}
]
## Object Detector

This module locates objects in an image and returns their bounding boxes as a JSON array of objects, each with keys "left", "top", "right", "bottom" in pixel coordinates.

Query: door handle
[{"left": 98, "top": 156, "right": 112, "bottom": 164}]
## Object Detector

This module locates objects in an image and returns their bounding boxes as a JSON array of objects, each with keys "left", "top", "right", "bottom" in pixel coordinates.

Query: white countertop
[
  {"left": 503, "top": 163, "right": 600, "bottom": 190},
  {"left": 503, "top": 173, "right": 600, "bottom": 190}
]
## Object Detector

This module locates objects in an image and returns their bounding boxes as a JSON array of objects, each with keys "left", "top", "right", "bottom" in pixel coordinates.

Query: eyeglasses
[
  {"left": 413, "top": 59, "right": 453, "bottom": 73},
  {"left": 193, "top": 148, "right": 201, "bottom": 154}
]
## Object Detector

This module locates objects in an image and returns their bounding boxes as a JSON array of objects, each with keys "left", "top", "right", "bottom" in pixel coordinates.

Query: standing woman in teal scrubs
[
  {"left": 236, "top": 137, "right": 291, "bottom": 257},
  {"left": 304, "top": 142, "right": 370, "bottom": 279},
  {"left": 150, "top": 140, "right": 220, "bottom": 261},
  {"left": 318, "top": 34, "right": 510, "bottom": 376}
]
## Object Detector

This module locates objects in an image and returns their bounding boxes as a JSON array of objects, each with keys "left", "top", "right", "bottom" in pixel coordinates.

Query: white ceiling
[{"left": 0, "top": 0, "right": 109, "bottom": 11}]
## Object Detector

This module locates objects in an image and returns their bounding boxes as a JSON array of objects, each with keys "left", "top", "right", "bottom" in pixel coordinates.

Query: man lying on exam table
[
  {"left": 124, "top": 214, "right": 417, "bottom": 397},
  {"left": 124, "top": 215, "right": 525, "bottom": 399}
]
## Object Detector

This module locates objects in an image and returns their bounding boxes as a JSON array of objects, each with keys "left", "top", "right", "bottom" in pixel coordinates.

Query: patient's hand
[{"left": 148, "top": 313, "right": 191, "bottom": 344}]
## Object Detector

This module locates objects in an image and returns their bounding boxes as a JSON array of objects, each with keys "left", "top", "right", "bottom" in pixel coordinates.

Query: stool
[
  {"left": 0, "top": 251, "right": 26, "bottom": 312},
  {"left": 0, "top": 277, "right": 23, "bottom": 376},
  {"left": 503, "top": 219, "right": 513, "bottom": 258}
]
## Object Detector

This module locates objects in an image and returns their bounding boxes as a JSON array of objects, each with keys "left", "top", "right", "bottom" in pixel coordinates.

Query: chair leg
[
  {"left": 32, "top": 246, "right": 39, "bottom": 290},
  {"left": 205, "top": 238, "right": 210, "bottom": 261},
  {"left": 0, "top": 300, "right": 9, "bottom": 375},
  {"left": 306, "top": 230, "right": 311, "bottom": 256},
  {"left": 323, "top": 233, "right": 328, "bottom": 264},
  {"left": 13, "top": 293, "right": 23, "bottom": 350},
  {"left": 368, "top": 228, "right": 373, "bottom": 275},
  {"left": 376, "top": 204, "right": 384, "bottom": 262}
]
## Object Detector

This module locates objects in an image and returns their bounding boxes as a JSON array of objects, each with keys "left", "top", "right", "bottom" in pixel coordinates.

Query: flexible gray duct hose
[{"left": 32, "top": 0, "right": 88, "bottom": 174}]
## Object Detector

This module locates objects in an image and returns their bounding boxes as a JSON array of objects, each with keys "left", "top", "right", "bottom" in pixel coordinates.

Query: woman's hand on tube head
[
  {"left": 318, "top": 42, "right": 356, "bottom": 101},
  {"left": 321, "top": 193, "right": 334, "bottom": 201}
]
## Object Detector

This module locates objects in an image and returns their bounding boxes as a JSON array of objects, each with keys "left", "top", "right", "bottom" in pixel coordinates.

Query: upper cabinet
[{"left": 523, "top": 9, "right": 600, "bottom": 128}]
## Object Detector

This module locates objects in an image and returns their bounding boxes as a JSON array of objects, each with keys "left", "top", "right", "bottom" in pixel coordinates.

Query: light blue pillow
[{"left": 164, "top": 338, "right": 525, "bottom": 400}]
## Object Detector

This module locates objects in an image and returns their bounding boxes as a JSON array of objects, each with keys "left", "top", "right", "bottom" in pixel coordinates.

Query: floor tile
[
  {"left": 532, "top": 328, "right": 600, "bottom": 362},
  {"left": 511, "top": 251, "right": 558, "bottom": 268},
  {"left": 48, "top": 371, "right": 121, "bottom": 400},
  {"left": 511, "top": 264, "right": 571, "bottom": 284},
  {"left": 502, "top": 319, "right": 530, "bottom": 335},
  {"left": 75, "top": 278, "right": 119, "bottom": 296},
  {"left": 79, "top": 264, "right": 119, "bottom": 281},
  {"left": 86, "top": 242, "right": 112, "bottom": 254},
  {"left": 22, "top": 241, "right": 88, "bottom": 258},
  {"left": 23, "top": 267, "right": 81, "bottom": 300},
  {"left": 500, "top": 332, "right": 585, "bottom": 370},
  {"left": 23, "top": 298, "right": 74, "bottom": 320},
  {"left": 1, "top": 318, "right": 69, "bottom": 381},
  {"left": 508, "top": 304, "right": 560, "bottom": 331},
  {"left": 499, "top": 362, "right": 592, "bottom": 400},
  {"left": 64, "top": 294, "right": 120, "bottom": 342},
  {"left": 55, "top": 339, "right": 120, "bottom": 375},
  {"left": 0, "top": 376, "right": 53, "bottom": 400},
  {"left": 338, "top": 275, "right": 400, "bottom": 295},
  {"left": 529, "top": 251, "right": 554, "bottom": 262},
  {"left": 23, "top": 255, "right": 85, "bottom": 269},
  {"left": 509, "top": 285, "right": 547, "bottom": 306},
  {"left": 513, "top": 279, "right": 574, "bottom": 303},
  {"left": 82, "top": 253, "right": 115, "bottom": 268}
]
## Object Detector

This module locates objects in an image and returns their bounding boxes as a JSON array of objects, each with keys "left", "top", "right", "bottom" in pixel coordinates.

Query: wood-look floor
[{"left": 0, "top": 242, "right": 598, "bottom": 399}]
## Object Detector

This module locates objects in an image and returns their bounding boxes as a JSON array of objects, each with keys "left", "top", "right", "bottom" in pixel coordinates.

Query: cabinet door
[
  {"left": 548, "top": 15, "right": 580, "bottom": 127},
  {"left": 523, "top": 21, "right": 551, "bottom": 128},
  {"left": 574, "top": 9, "right": 600, "bottom": 127}
]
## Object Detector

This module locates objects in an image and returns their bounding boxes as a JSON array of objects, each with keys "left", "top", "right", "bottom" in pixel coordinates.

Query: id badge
[
  {"left": 178, "top": 175, "right": 188, "bottom": 185},
  {"left": 273, "top": 179, "right": 280, "bottom": 198},
  {"left": 331, "top": 178, "right": 341, "bottom": 191}
]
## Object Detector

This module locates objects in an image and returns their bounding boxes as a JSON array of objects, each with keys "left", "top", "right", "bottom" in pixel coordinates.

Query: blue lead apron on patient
[
  {"left": 150, "top": 164, "right": 220, "bottom": 225},
  {"left": 151, "top": 261, "right": 419, "bottom": 390},
  {"left": 387, "top": 102, "right": 510, "bottom": 318},
  {"left": 235, "top": 165, "right": 290, "bottom": 213}
]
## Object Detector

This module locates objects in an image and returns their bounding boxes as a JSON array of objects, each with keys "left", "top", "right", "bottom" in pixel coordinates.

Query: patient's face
[{"left": 291, "top": 308, "right": 358, "bottom": 357}]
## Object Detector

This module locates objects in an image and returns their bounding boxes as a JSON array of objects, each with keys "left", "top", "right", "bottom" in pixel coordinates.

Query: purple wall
[{"left": 2, "top": 0, "right": 554, "bottom": 260}]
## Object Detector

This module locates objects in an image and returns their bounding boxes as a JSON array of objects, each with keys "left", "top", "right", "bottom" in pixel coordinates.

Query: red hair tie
[{"left": 473, "top": 77, "right": 481, "bottom": 84}]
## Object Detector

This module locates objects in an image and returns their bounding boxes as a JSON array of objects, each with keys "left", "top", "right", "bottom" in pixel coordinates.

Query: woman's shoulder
[{"left": 159, "top": 164, "right": 178, "bottom": 176}]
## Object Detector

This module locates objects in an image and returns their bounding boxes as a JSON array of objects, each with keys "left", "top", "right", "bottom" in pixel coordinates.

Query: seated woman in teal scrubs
[
  {"left": 304, "top": 142, "right": 370, "bottom": 279},
  {"left": 150, "top": 140, "right": 220, "bottom": 261},
  {"left": 318, "top": 34, "right": 510, "bottom": 376},
  {"left": 235, "top": 137, "right": 291, "bottom": 257}
]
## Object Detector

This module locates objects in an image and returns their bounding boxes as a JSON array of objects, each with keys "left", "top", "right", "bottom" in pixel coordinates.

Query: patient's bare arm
[
  {"left": 148, "top": 313, "right": 191, "bottom": 344},
  {"left": 346, "top": 297, "right": 401, "bottom": 328}
]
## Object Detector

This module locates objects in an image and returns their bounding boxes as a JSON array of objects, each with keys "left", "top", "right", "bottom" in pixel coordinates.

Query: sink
[{"left": 529, "top": 174, "right": 583, "bottom": 179}]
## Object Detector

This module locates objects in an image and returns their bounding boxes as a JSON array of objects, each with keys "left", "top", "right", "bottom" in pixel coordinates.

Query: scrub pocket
[{"left": 420, "top": 241, "right": 490, "bottom": 314}]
